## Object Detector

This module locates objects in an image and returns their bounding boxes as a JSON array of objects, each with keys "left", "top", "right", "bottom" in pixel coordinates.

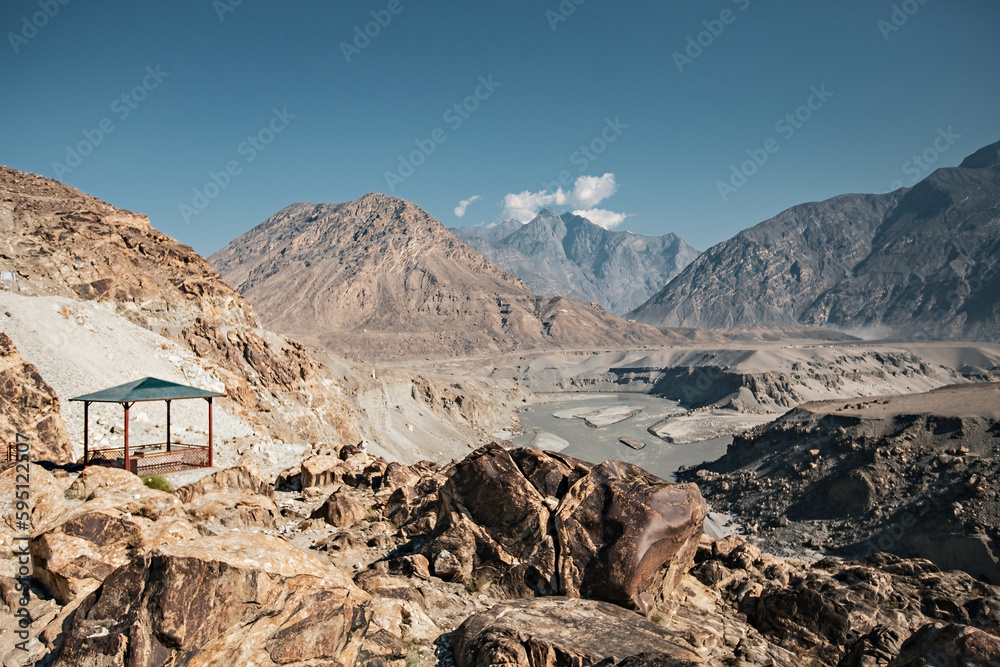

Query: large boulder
[
  {"left": 0, "top": 463, "right": 67, "bottom": 572},
  {"left": 31, "top": 487, "right": 195, "bottom": 604},
  {"left": 312, "top": 487, "right": 365, "bottom": 527},
  {"left": 452, "top": 597, "right": 703, "bottom": 666},
  {"left": 64, "top": 466, "right": 147, "bottom": 501},
  {"left": 555, "top": 459, "right": 707, "bottom": 615},
  {"left": 422, "top": 445, "right": 560, "bottom": 597},
  {"left": 173, "top": 463, "right": 273, "bottom": 503},
  {"left": 52, "top": 533, "right": 371, "bottom": 666},
  {"left": 418, "top": 444, "right": 707, "bottom": 614}
]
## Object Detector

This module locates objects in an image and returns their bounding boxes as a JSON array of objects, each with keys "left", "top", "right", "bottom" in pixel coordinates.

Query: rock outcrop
[
  {"left": 679, "top": 384, "right": 1000, "bottom": 584},
  {"left": 416, "top": 444, "right": 707, "bottom": 615},
  {"left": 52, "top": 533, "right": 370, "bottom": 667},
  {"left": 453, "top": 597, "right": 703, "bottom": 666},
  {"left": 0, "top": 332, "right": 73, "bottom": 463},
  {"left": 686, "top": 535, "right": 1000, "bottom": 666}
]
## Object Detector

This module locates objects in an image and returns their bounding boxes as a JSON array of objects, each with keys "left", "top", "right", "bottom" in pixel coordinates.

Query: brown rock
[
  {"left": 555, "top": 460, "right": 707, "bottom": 615},
  {"left": 312, "top": 488, "right": 365, "bottom": 527},
  {"left": 31, "top": 488, "right": 194, "bottom": 604},
  {"left": 418, "top": 445, "right": 707, "bottom": 612},
  {"left": 382, "top": 461, "right": 421, "bottom": 493},
  {"left": 173, "top": 463, "right": 272, "bottom": 503},
  {"left": 0, "top": 463, "right": 67, "bottom": 570},
  {"left": 509, "top": 447, "right": 592, "bottom": 498},
  {"left": 184, "top": 491, "right": 281, "bottom": 530},
  {"left": 424, "top": 444, "right": 558, "bottom": 596},
  {"left": 301, "top": 454, "right": 353, "bottom": 488},
  {"left": 64, "top": 465, "right": 147, "bottom": 501},
  {"left": 51, "top": 533, "right": 371, "bottom": 667},
  {"left": 452, "top": 597, "right": 703, "bottom": 667},
  {"left": 0, "top": 332, "right": 74, "bottom": 464}
]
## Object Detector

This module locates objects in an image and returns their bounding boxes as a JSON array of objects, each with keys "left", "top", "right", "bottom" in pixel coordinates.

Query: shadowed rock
[
  {"left": 452, "top": 597, "right": 703, "bottom": 666},
  {"left": 419, "top": 444, "right": 706, "bottom": 614}
]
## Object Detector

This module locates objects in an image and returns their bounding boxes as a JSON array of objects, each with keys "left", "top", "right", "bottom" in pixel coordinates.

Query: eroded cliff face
[
  {"left": 0, "top": 165, "right": 360, "bottom": 449},
  {"left": 0, "top": 332, "right": 72, "bottom": 464}
]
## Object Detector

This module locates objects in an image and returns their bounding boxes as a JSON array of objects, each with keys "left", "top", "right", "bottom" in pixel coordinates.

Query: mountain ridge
[
  {"left": 210, "top": 195, "right": 669, "bottom": 360},
  {"left": 630, "top": 140, "right": 1000, "bottom": 341},
  {"left": 453, "top": 209, "right": 699, "bottom": 314}
]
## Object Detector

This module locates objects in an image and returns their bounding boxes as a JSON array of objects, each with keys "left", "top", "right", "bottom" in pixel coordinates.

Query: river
[{"left": 510, "top": 392, "right": 733, "bottom": 481}]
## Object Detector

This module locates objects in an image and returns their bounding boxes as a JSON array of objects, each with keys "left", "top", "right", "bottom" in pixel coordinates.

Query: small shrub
[
  {"left": 143, "top": 475, "right": 173, "bottom": 493},
  {"left": 126, "top": 526, "right": 146, "bottom": 552}
]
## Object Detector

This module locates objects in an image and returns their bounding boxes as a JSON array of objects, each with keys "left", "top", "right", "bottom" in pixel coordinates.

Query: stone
[
  {"left": 554, "top": 460, "right": 707, "bottom": 615},
  {"left": 0, "top": 332, "right": 74, "bottom": 464},
  {"left": 30, "top": 488, "right": 194, "bottom": 604},
  {"left": 452, "top": 597, "right": 703, "bottom": 666},
  {"left": 50, "top": 533, "right": 371, "bottom": 666},
  {"left": 418, "top": 445, "right": 707, "bottom": 616},
  {"left": 312, "top": 488, "right": 365, "bottom": 527},
  {"left": 173, "top": 463, "right": 272, "bottom": 503}
]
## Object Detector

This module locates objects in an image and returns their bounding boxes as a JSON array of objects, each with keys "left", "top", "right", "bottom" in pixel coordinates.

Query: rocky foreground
[{"left": 1, "top": 443, "right": 998, "bottom": 666}]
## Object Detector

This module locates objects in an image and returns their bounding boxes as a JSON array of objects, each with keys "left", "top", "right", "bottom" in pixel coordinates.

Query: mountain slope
[
  {"left": 210, "top": 195, "right": 667, "bottom": 359},
  {"left": 0, "top": 165, "right": 361, "bottom": 452},
  {"left": 454, "top": 209, "right": 699, "bottom": 314},
  {"left": 631, "top": 140, "right": 1000, "bottom": 340}
]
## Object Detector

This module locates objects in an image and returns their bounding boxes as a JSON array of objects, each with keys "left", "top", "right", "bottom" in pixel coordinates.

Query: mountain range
[
  {"left": 209, "top": 195, "right": 669, "bottom": 360},
  {"left": 631, "top": 140, "right": 1000, "bottom": 341},
  {"left": 452, "top": 209, "right": 699, "bottom": 315}
]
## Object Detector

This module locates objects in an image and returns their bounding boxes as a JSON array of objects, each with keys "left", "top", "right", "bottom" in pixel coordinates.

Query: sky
[{"left": 2, "top": 0, "right": 999, "bottom": 255}]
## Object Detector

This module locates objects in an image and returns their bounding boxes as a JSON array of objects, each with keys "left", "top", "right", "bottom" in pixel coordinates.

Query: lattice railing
[{"left": 86, "top": 443, "right": 210, "bottom": 475}]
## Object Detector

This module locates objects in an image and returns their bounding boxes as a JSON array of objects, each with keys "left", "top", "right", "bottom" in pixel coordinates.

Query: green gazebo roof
[{"left": 70, "top": 377, "right": 225, "bottom": 403}]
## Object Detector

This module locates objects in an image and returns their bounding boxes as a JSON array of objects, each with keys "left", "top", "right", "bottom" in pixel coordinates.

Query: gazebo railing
[{"left": 86, "top": 442, "right": 211, "bottom": 476}]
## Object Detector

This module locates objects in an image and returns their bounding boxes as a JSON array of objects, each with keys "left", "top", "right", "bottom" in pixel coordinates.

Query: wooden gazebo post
[
  {"left": 123, "top": 401, "right": 131, "bottom": 474},
  {"left": 206, "top": 397, "right": 214, "bottom": 468},
  {"left": 82, "top": 401, "right": 89, "bottom": 464},
  {"left": 165, "top": 400, "right": 171, "bottom": 452}
]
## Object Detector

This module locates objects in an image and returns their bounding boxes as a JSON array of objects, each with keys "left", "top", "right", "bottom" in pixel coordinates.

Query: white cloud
[
  {"left": 501, "top": 173, "right": 622, "bottom": 223},
  {"left": 453, "top": 195, "right": 481, "bottom": 218},
  {"left": 572, "top": 208, "right": 628, "bottom": 229},
  {"left": 570, "top": 174, "right": 618, "bottom": 208}
]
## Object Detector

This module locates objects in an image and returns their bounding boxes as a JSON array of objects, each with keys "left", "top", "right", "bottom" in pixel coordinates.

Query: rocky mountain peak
[
  {"left": 959, "top": 139, "right": 1000, "bottom": 169},
  {"left": 210, "top": 195, "right": 666, "bottom": 359}
]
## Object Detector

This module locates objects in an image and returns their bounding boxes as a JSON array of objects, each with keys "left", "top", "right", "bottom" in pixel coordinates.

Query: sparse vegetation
[
  {"left": 125, "top": 526, "right": 146, "bottom": 552},
  {"left": 143, "top": 475, "right": 173, "bottom": 493}
]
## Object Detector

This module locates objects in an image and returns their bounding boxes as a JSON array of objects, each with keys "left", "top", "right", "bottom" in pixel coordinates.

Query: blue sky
[{"left": 2, "top": 0, "right": 998, "bottom": 255}]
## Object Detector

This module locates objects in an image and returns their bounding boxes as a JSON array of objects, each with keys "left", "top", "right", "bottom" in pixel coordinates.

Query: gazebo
[{"left": 70, "top": 377, "right": 225, "bottom": 476}]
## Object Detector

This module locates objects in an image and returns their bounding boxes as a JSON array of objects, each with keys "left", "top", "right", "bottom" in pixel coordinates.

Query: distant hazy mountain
[
  {"left": 210, "top": 195, "right": 670, "bottom": 360},
  {"left": 630, "top": 140, "right": 1000, "bottom": 341},
  {"left": 453, "top": 209, "right": 699, "bottom": 314}
]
